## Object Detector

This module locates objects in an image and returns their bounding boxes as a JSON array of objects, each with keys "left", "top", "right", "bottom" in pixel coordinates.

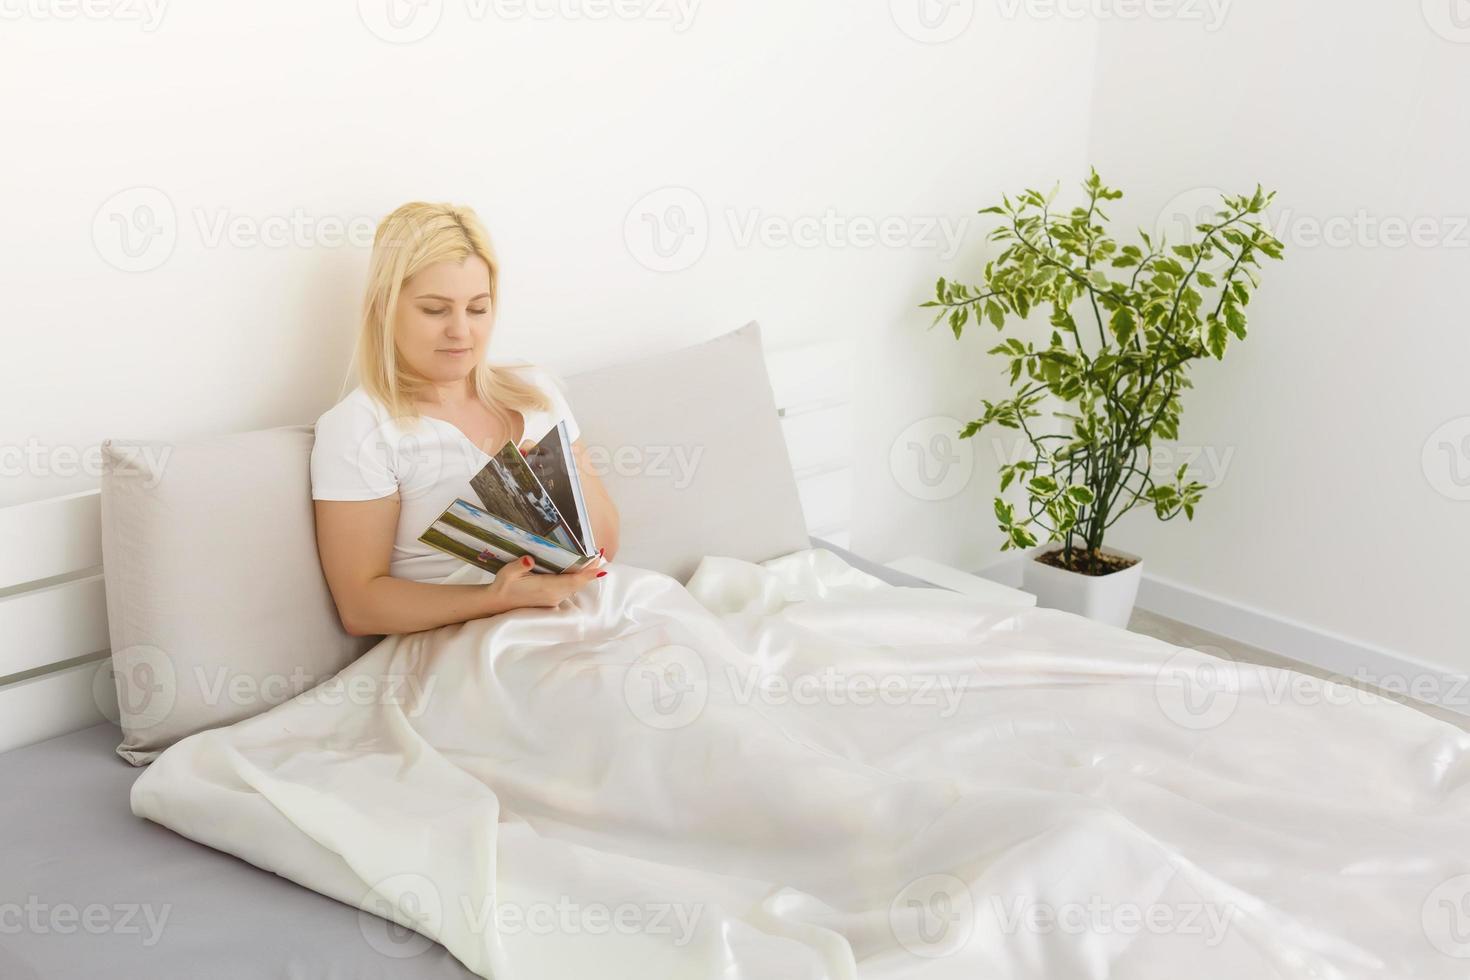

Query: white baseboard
[{"left": 975, "top": 553, "right": 1470, "bottom": 718}]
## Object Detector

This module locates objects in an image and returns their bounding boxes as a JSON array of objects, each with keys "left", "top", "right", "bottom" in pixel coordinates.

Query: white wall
[
  {"left": 7, "top": 1, "right": 1456, "bottom": 671},
  {"left": 0, "top": 0, "right": 1099, "bottom": 535},
  {"left": 6, "top": 2, "right": 1460, "bottom": 673},
  {"left": 1082, "top": 2, "right": 1470, "bottom": 670}
]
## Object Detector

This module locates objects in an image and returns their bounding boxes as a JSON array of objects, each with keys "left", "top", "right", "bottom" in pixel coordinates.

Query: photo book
[{"left": 418, "top": 419, "right": 600, "bottom": 576}]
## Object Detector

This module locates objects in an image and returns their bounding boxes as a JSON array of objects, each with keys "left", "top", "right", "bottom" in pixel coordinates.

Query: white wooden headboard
[
  {"left": 766, "top": 340, "right": 856, "bottom": 549},
  {"left": 0, "top": 489, "right": 116, "bottom": 753}
]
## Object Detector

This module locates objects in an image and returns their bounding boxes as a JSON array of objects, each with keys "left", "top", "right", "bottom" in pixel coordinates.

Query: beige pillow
[
  {"left": 563, "top": 321, "right": 810, "bottom": 584},
  {"left": 101, "top": 427, "right": 375, "bottom": 765}
]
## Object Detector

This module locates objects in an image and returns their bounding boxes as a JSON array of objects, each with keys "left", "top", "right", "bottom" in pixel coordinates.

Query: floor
[{"left": 1127, "top": 608, "right": 1470, "bottom": 733}]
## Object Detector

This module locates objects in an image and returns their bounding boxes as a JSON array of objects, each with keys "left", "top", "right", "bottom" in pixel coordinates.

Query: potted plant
[{"left": 923, "top": 171, "right": 1284, "bottom": 626}]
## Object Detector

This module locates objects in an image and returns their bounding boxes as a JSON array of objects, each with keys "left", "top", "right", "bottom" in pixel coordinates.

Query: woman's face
[{"left": 394, "top": 255, "right": 494, "bottom": 386}]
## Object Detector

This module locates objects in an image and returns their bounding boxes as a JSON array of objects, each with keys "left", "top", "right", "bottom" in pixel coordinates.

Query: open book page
[
  {"left": 420, "top": 498, "right": 597, "bottom": 575},
  {"left": 521, "top": 419, "right": 596, "bottom": 556}
]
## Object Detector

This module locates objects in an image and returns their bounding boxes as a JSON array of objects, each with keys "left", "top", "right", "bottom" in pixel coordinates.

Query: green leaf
[
  {"left": 1109, "top": 306, "right": 1137, "bottom": 346},
  {"left": 986, "top": 300, "right": 1005, "bottom": 329},
  {"left": 1008, "top": 525, "right": 1038, "bottom": 549},
  {"left": 1205, "top": 317, "right": 1228, "bottom": 359},
  {"left": 949, "top": 307, "right": 967, "bottom": 339},
  {"left": 1225, "top": 303, "right": 1248, "bottom": 340}
]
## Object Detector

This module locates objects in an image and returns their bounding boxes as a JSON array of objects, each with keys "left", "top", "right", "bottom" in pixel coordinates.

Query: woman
[{"left": 310, "top": 202, "right": 616, "bottom": 636}]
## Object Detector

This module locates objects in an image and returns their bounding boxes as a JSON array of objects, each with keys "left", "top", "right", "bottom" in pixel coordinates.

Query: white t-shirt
[{"left": 310, "top": 363, "right": 582, "bottom": 585}]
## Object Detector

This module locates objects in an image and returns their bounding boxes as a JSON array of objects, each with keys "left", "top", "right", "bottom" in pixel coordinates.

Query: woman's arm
[
  {"left": 315, "top": 496, "right": 504, "bottom": 635},
  {"left": 314, "top": 495, "right": 604, "bottom": 636}
]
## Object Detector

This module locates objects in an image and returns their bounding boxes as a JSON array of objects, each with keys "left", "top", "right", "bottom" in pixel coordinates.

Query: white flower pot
[{"left": 1021, "top": 545, "right": 1143, "bottom": 628}]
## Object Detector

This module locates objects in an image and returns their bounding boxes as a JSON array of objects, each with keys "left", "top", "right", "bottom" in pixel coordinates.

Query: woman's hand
[{"left": 486, "top": 553, "right": 607, "bottom": 612}]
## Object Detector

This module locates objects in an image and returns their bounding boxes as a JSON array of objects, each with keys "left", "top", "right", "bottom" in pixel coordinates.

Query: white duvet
[{"left": 131, "top": 548, "right": 1470, "bottom": 979}]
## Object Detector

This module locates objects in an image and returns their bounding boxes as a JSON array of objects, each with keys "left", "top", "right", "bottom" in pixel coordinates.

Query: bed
[{"left": 5, "top": 322, "right": 1467, "bottom": 979}]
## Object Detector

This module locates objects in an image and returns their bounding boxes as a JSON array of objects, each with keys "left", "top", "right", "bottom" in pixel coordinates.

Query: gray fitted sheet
[
  {"left": 0, "top": 539, "right": 938, "bottom": 979},
  {"left": 0, "top": 719, "right": 482, "bottom": 980}
]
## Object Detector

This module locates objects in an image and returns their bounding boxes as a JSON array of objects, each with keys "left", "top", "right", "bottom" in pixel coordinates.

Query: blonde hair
[{"left": 349, "top": 201, "right": 550, "bottom": 424}]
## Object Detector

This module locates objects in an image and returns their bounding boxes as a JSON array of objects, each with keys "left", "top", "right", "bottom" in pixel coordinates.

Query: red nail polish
[{"left": 596, "top": 570, "right": 607, "bottom": 577}]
